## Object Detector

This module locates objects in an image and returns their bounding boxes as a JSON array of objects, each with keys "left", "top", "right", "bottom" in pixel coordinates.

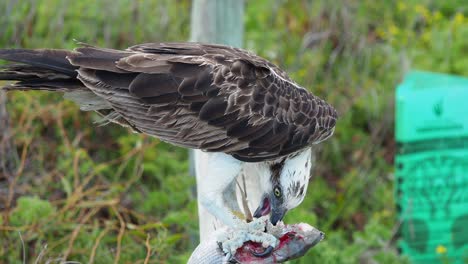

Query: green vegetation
[{"left": 1, "top": 0, "right": 467, "bottom": 263}]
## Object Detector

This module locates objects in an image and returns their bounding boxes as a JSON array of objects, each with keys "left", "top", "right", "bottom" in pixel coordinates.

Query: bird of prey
[{"left": 0, "top": 42, "right": 337, "bottom": 254}]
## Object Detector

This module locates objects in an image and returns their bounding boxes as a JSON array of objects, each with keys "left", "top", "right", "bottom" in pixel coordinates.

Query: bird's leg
[{"left": 195, "top": 152, "right": 278, "bottom": 257}]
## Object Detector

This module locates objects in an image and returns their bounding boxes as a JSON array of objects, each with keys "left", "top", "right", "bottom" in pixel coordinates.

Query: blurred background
[{"left": 0, "top": 0, "right": 467, "bottom": 263}]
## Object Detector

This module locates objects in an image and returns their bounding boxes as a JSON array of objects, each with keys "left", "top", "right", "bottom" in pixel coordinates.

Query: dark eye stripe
[{"left": 270, "top": 159, "right": 286, "bottom": 184}]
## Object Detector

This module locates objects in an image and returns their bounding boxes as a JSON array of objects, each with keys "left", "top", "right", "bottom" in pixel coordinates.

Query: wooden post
[
  {"left": 189, "top": 0, "right": 252, "bottom": 243},
  {"left": 190, "top": 0, "right": 244, "bottom": 47}
]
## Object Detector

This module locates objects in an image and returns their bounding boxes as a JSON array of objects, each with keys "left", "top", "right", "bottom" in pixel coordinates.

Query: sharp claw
[{"left": 251, "top": 245, "right": 274, "bottom": 258}]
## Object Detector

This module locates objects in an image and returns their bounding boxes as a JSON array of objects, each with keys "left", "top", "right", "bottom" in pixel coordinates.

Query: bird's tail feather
[
  {"left": 0, "top": 48, "right": 83, "bottom": 92},
  {"left": 0, "top": 48, "right": 113, "bottom": 112}
]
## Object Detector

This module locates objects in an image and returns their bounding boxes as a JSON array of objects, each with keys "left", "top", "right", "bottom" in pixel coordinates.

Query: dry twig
[
  {"left": 89, "top": 225, "right": 112, "bottom": 264},
  {"left": 112, "top": 206, "right": 126, "bottom": 264},
  {"left": 144, "top": 233, "right": 152, "bottom": 264}
]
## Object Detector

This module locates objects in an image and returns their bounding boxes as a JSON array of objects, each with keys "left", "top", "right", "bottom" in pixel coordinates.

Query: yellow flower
[
  {"left": 376, "top": 28, "right": 386, "bottom": 38},
  {"left": 414, "top": 4, "right": 425, "bottom": 13},
  {"left": 421, "top": 31, "right": 431, "bottom": 44},
  {"left": 415, "top": 4, "right": 430, "bottom": 19},
  {"left": 433, "top": 11, "right": 443, "bottom": 22},
  {"left": 397, "top": 2, "right": 406, "bottom": 12},
  {"left": 388, "top": 24, "right": 399, "bottom": 36},
  {"left": 454, "top": 12, "right": 465, "bottom": 25},
  {"left": 436, "top": 245, "right": 447, "bottom": 254},
  {"left": 298, "top": 68, "right": 307, "bottom": 78}
]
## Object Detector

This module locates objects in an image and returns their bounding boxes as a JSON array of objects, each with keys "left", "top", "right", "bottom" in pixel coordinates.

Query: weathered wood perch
[{"left": 190, "top": 0, "right": 249, "bottom": 243}]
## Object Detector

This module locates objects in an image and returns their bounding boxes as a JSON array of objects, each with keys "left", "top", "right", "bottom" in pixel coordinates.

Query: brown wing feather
[{"left": 67, "top": 43, "right": 337, "bottom": 162}]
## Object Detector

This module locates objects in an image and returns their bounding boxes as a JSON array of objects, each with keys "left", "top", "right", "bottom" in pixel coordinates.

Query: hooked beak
[
  {"left": 253, "top": 196, "right": 271, "bottom": 218},
  {"left": 253, "top": 195, "right": 287, "bottom": 226},
  {"left": 270, "top": 206, "right": 287, "bottom": 225}
]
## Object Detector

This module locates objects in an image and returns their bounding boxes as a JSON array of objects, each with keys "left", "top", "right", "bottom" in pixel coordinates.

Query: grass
[{"left": 0, "top": 0, "right": 467, "bottom": 263}]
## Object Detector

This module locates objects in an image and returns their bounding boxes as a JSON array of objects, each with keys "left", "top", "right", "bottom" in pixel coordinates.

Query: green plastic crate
[{"left": 395, "top": 71, "right": 468, "bottom": 264}]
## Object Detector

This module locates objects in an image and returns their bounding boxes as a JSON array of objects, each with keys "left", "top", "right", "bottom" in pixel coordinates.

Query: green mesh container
[{"left": 395, "top": 71, "right": 468, "bottom": 264}]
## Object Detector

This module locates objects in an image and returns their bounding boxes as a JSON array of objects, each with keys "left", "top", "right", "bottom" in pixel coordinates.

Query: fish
[{"left": 188, "top": 222, "right": 324, "bottom": 263}]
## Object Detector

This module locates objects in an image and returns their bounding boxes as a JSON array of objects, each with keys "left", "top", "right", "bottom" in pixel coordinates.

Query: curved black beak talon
[
  {"left": 251, "top": 245, "right": 274, "bottom": 258},
  {"left": 270, "top": 208, "right": 287, "bottom": 226}
]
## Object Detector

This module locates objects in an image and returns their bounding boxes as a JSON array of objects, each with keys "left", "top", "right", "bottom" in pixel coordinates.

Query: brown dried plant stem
[
  {"left": 0, "top": 91, "right": 19, "bottom": 180},
  {"left": 0, "top": 91, "right": 19, "bottom": 212}
]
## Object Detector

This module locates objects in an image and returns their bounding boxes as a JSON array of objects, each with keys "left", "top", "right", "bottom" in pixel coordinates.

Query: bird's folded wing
[{"left": 67, "top": 43, "right": 337, "bottom": 162}]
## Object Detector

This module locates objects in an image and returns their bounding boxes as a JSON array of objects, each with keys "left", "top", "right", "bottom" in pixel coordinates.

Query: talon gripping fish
[{"left": 188, "top": 222, "right": 324, "bottom": 264}]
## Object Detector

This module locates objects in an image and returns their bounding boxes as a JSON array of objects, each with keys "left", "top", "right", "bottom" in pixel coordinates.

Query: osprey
[{"left": 0, "top": 42, "right": 337, "bottom": 255}]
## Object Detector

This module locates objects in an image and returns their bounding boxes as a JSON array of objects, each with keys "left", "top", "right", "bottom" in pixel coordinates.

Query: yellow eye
[{"left": 274, "top": 187, "right": 282, "bottom": 197}]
